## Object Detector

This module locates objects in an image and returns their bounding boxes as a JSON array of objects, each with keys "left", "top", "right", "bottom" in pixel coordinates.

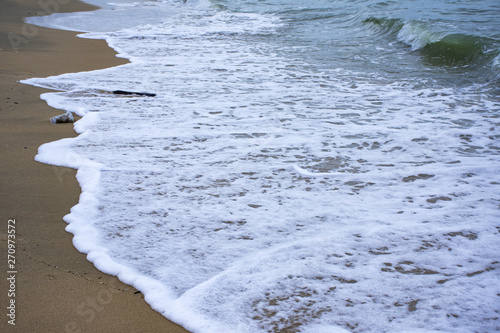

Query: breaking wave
[{"left": 364, "top": 17, "right": 500, "bottom": 72}]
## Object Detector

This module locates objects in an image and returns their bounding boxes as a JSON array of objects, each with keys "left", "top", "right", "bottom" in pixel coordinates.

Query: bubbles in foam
[{"left": 23, "top": 0, "right": 500, "bottom": 332}]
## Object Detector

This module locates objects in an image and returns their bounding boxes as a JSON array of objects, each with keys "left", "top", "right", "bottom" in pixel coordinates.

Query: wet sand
[{"left": 0, "top": 0, "right": 190, "bottom": 332}]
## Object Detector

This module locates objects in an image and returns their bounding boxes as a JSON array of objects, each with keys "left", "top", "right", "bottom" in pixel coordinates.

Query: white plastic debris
[{"left": 50, "top": 112, "right": 74, "bottom": 124}]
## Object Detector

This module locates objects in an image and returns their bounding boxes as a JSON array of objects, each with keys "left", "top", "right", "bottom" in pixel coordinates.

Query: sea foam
[{"left": 23, "top": 0, "right": 500, "bottom": 332}]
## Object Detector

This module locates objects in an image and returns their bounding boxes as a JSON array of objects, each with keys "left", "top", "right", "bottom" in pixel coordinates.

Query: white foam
[
  {"left": 396, "top": 21, "right": 447, "bottom": 51},
  {"left": 23, "top": 1, "right": 500, "bottom": 332}
]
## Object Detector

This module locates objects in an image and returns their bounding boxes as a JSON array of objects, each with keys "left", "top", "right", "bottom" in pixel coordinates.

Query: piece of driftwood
[
  {"left": 50, "top": 112, "right": 74, "bottom": 124},
  {"left": 112, "top": 90, "right": 156, "bottom": 97}
]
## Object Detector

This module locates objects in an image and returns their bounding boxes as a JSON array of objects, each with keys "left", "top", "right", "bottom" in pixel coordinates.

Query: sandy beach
[{"left": 0, "top": 0, "right": 190, "bottom": 332}]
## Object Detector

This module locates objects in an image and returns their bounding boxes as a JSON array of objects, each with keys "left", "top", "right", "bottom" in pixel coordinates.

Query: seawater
[{"left": 23, "top": 0, "right": 500, "bottom": 332}]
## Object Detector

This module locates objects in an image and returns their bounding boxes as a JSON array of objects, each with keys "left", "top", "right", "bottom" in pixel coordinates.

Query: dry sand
[{"left": 0, "top": 0, "right": 190, "bottom": 332}]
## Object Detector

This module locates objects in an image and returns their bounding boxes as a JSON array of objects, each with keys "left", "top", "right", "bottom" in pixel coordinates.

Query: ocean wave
[
  {"left": 364, "top": 17, "right": 500, "bottom": 69},
  {"left": 23, "top": 1, "right": 500, "bottom": 331},
  {"left": 494, "top": 54, "right": 500, "bottom": 81}
]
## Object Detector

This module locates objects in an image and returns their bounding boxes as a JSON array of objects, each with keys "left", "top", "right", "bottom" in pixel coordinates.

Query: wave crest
[{"left": 364, "top": 17, "right": 499, "bottom": 68}]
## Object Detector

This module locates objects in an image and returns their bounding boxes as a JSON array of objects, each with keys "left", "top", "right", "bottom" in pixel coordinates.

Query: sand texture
[{"left": 0, "top": 1, "right": 190, "bottom": 332}]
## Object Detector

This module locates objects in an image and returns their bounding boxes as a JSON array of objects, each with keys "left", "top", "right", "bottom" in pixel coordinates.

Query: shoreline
[{"left": 0, "top": 0, "right": 189, "bottom": 332}]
